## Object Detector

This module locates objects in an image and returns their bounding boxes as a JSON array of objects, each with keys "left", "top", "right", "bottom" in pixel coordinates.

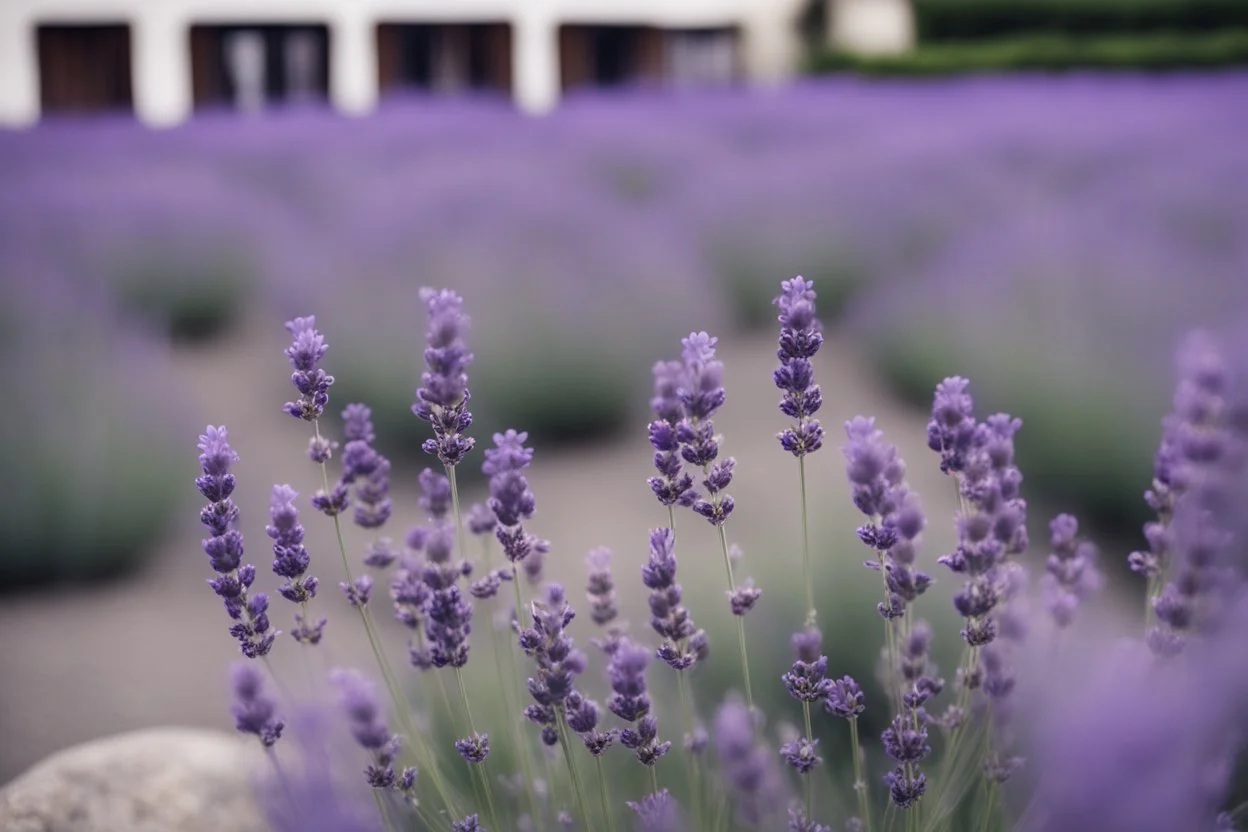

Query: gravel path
[{"left": 0, "top": 314, "right": 964, "bottom": 784}]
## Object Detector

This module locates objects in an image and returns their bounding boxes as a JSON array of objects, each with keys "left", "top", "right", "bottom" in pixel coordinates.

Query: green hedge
[
  {"left": 809, "top": 30, "right": 1248, "bottom": 75},
  {"left": 915, "top": 0, "right": 1248, "bottom": 42}
]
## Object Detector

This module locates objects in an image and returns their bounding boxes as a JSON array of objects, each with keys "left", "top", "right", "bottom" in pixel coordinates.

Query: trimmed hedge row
[
  {"left": 809, "top": 31, "right": 1248, "bottom": 75},
  {"left": 915, "top": 0, "right": 1248, "bottom": 42}
]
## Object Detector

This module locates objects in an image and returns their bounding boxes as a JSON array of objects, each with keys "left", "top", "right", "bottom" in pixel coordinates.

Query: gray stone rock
[{"left": 0, "top": 727, "right": 269, "bottom": 832}]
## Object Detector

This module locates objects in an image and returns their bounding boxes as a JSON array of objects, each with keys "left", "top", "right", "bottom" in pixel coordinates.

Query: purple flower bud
[
  {"left": 627, "top": 789, "right": 683, "bottom": 832},
  {"left": 780, "top": 736, "right": 822, "bottom": 774},
  {"left": 774, "top": 277, "right": 825, "bottom": 458},
  {"left": 340, "top": 575, "right": 373, "bottom": 608},
  {"left": 825, "top": 676, "right": 865, "bottom": 719},
  {"left": 586, "top": 547, "right": 619, "bottom": 627},
  {"left": 413, "top": 288, "right": 475, "bottom": 467},
  {"left": 729, "top": 581, "right": 761, "bottom": 616},
  {"left": 282, "top": 316, "right": 334, "bottom": 421},
  {"left": 452, "top": 816, "right": 482, "bottom": 832},
  {"left": 454, "top": 733, "right": 490, "bottom": 764},
  {"left": 229, "top": 663, "right": 284, "bottom": 747}
]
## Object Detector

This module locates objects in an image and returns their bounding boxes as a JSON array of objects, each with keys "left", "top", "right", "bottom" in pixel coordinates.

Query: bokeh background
[{"left": 2, "top": 0, "right": 1248, "bottom": 795}]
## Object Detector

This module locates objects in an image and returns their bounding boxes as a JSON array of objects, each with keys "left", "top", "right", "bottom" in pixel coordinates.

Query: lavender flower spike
[
  {"left": 331, "top": 668, "right": 415, "bottom": 794},
  {"left": 715, "top": 695, "right": 786, "bottom": 826},
  {"left": 282, "top": 316, "right": 334, "bottom": 424},
  {"left": 628, "top": 789, "right": 685, "bottom": 832},
  {"left": 197, "top": 426, "right": 275, "bottom": 659},
  {"left": 643, "top": 528, "right": 707, "bottom": 671},
  {"left": 647, "top": 360, "right": 696, "bottom": 511},
  {"left": 484, "top": 429, "right": 550, "bottom": 577},
  {"left": 774, "top": 276, "right": 825, "bottom": 458},
  {"left": 413, "top": 288, "right": 475, "bottom": 468},
  {"left": 339, "top": 404, "right": 393, "bottom": 530},
  {"left": 676, "top": 332, "right": 736, "bottom": 527},
  {"left": 267, "top": 484, "right": 325, "bottom": 645},
  {"left": 518, "top": 588, "right": 589, "bottom": 747},
  {"left": 1043, "top": 513, "right": 1102, "bottom": 629},
  {"left": 229, "top": 662, "right": 284, "bottom": 747}
]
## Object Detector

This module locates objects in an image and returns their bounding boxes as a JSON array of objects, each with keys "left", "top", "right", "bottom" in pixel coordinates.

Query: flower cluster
[
  {"left": 676, "top": 332, "right": 736, "bottom": 527},
  {"left": 229, "top": 662, "right": 284, "bottom": 747},
  {"left": 332, "top": 669, "right": 417, "bottom": 796},
  {"left": 339, "top": 404, "right": 393, "bottom": 530},
  {"left": 484, "top": 430, "right": 548, "bottom": 584},
  {"left": 519, "top": 589, "right": 590, "bottom": 749},
  {"left": 844, "top": 416, "right": 932, "bottom": 621},
  {"left": 716, "top": 696, "right": 785, "bottom": 826},
  {"left": 608, "top": 639, "right": 671, "bottom": 767},
  {"left": 197, "top": 426, "right": 275, "bottom": 658},
  {"left": 643, "top": 528, "right": 707, "bottom": 671},
  {"left": 646, "top": 360, "right": 696, "bottom": 510},
  {"left": 1144, "top": 333, "right": 1248, "bottom": 656},
  {"left": 1043, "top": 513, "right": 1102, "bottom": 629},
  {"left": 413, "top": 288, "right": 475, "bottom": 467},
  {"left": 267, "top": 484, "right": 325, "bottom": 644},
  {"left": 282, "top": 316, "right": 334, "bottom": 424},
  {"left": 774, "top": 276, "right": 825, "bottom": 457}
]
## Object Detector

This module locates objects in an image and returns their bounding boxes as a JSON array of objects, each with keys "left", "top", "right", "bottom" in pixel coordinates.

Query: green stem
[
  {"left": 799, "top": 455, "right": 816, "bottom": 627},
  {"left": 596, "top": 755, "right": 617, "bottom": 832},
  {"left": 372, "top": 790, "right": 397, "bottom": 832},
  {"left": 556, "top": 711, "right": 592, "bottom": 827},
  {"left": 455, "top": 668, "right": 500, "bottom": 832},
  {"left": 978, "top": 782, "right": 998, "bottom": 832},
  {"left": 311, "top": 421, "right": 460, "bottom": 817},
  {"left": 649, "top": 764, "right": 660, "bottom": 796},
  {"left": 849, "top": 718, "right": 871, "bottom": 832},
  {"left": 717, "top": 524, "right": 755, "bottom": 714},
  {"left": 677, "top": 670, "right": 704, "bottom": 830},
  {"left": 802, "top": 701, "right": 815, "bottom": 819}
]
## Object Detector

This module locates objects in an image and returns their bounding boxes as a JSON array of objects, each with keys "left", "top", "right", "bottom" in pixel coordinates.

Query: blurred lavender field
[{"left": 3, "top": 74, "right": 1247, "bottom": 584}]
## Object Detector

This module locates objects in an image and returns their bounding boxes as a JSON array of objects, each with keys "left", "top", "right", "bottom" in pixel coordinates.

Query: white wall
[{"left": 0, "top": 0, "right": 812, "bottom": 127}]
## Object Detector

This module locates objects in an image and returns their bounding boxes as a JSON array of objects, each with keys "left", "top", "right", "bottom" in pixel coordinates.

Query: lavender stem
[
  {"left": 555, "top": 710, "right": 592, "bottom": 828},
  {"left": 718, "top": 524, "right": 755, "bottom": 714},
  {"left": 850, "top": 717, "right": 871, "bottom": 832},
  {"left": 453, "top": 667, "right": 500, "bottom": 832},
  {"left": 595, "top": 755, "right": 617, "bottom": 832},
  {"left": 799, "top": 456, "right": 816, "bottom": 627}
]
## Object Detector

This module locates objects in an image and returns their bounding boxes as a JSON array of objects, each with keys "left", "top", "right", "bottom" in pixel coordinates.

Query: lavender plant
[{"left": 198, "top": 282, "right": 1248, "bottom": 832}]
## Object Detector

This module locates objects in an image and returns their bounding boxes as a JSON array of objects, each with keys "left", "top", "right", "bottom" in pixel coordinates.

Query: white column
[
  {"left": 513, "top": 11, "right": 559, "bottom": 115},
  {"left": 0, "top": 10, "right": 39, "bottom": 127},
  {"left": 740, "top": 11, "right": 801, "bottom": 86},
  {"left": 133, "top": 12, "right": 191, "bottom": 127},
  {"left": 331, "top": 11, "right": 377, "bottom": 117},
  {"left": 832, "top": 0, "right": 915, "bottom": 55}
]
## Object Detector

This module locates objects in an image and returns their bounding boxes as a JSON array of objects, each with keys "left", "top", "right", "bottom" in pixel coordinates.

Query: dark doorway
[
  {"left": 376, "top": 23, "right": 512, "bottom": 96},
  {"left": 558, "top": 25, "right": 665, "bottom": 91},
  {"left": 37, "top": 24, "right": 133, "bottom": 114},
  {"left": 189, "top": 24, "right": 330, "bottom": 111}
]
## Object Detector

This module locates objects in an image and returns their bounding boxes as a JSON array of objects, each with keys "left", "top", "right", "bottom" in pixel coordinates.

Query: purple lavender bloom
[
  {"left": 774, "top": 277, "right": 825, "bottom": 458},
  {"left": 340, "top": 574, "right": 373, "bottom": 609},
  {"left": 484, "top": 430, "right": 549, "bottom": 570},
  {"left": 413, "top": 288, "right": 475, "bottom": 467},
  {"left": 1043, "top": 513, "right": 1103, "bottom": 629},
  {"left": 586, "top": 547, "right": 619, "bottom": 627},
  {"left": 824, "top": 676, "right": 865, "bottom": 719},
  {"left": 791, "top": 627, "right": 822, "bottom": 664},
  {"left": 339, "top": 404, "right": 392, "bottom": 529},
  {"left": 647, "top": 360, "right": 696, "bottom": 510},
  {"left": 926, "top": 376, "right": 975, "bottom": 474},
  {"left": 843, "top": 417, "right": 932, "bottom": 622},
  {"left": 607, "top": 638, "right": 653, "bottom": 723},
  {"left": 674, "top": 332, "right": 737, "bottom": 526},
  {"left": 229, "top": 662, "right": 284, "bottom": 747},
  {"left": 267, "top": 484, "right": 325, "bottom": 644},
  {"left": 643, "top": 528, "right": 706, "bottom": 670},
  {"left": 782, "top": 654, "right": 833, "bottom": 704},
  {"left": 881, "top": 706, "right": 930, "bottom": 810},
  {"left": 362, "top": 538, "right": 400, "bottom": 570},
  {"left": 454, "top": 733, "right": 490, "bottom": 764},
  {"left": 197, "top": 426, "right": 275, "bottom": 659},
  {"left": 418, "top": 467, "right": 453, "bottom": 520},
  {"left": 729, "top": 580, "right": 762, "bottom": 617},
  {"left": 452, "top": 816, "right": 482, "bottom": 832},
  {"left": 1143, "top": 332, "right": 1248, "bottom": 655},
  {"left": 627, "top": 789, "right": 684, "bottom": 832},
  {"left": 714, "top": 696, "right": 786, "bottom": 827},
  {"left": 332, "top": 669, "right": 406, "bottom": 791},
  {"left": 518, "top": 589, "right": 589, "bottom": 742},
  {"left": 788, "top": 808, "right": 832, "bottom": 832},
  {"left": 621, "top": 714, "right": 672, "bottom": 767},
  {"left": 566, "top": 689, "right": 618, "bottom": 756},
  {"left": 467, "top": 502, "right": 496, "bottom": 536},
  {"left": 780, "top": 736, "right": 821, "bottom": 774},
  {"left": 282, "top": 316, "right": 335, "bottom": 423}
]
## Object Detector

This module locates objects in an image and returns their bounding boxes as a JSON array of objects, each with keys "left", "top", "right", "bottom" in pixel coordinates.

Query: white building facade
[{"left": 0, "top": 0, "right": 913, "bottom": 127}]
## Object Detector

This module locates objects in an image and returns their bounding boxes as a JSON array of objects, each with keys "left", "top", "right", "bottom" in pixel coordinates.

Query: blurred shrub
[
  {"left": 810, "top": 30, "right": 1248, "bottom": 76},
  {"left": 112, "top": 248, "right": 250, "bottom": 343},
  {"left": 0, "top": 280, "right": 185, "bottom": 589},
  {"left": 914, "top": 0, "right": 1248, "bottom": 42}
]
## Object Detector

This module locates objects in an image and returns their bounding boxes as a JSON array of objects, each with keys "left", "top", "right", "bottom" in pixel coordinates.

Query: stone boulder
[{"left": 0, "top": 727, "right": 269, "bottom": 832}]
